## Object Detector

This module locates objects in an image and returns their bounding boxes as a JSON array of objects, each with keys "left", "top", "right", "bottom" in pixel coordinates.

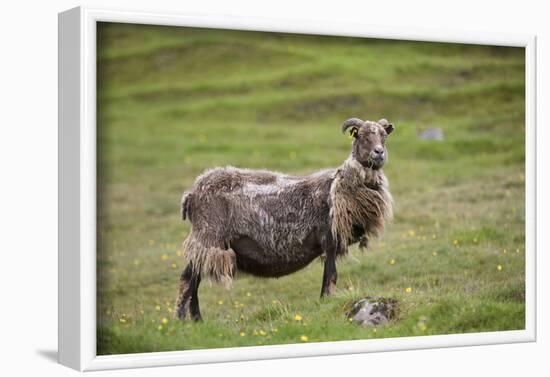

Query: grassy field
[{"left": 96, "top": 23, "right": 526, "bottom": 355}]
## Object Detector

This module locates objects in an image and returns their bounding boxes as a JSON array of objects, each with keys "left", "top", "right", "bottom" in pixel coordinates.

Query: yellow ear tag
[{"left": 348, "top": 128, "right": 358, "bottom": 139}]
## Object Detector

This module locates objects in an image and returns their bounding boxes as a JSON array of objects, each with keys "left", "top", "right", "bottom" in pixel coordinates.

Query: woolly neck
[
  {"left": 339, "top": 156, "right": 386, "bottom": 190},
  {"left": 330, "top": 155, "right": 393, "bottom": 252}
]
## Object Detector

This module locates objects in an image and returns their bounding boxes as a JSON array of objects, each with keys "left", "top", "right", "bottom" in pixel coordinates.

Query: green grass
[{"left": 96, "top": 22, "right": 526, "bottom": 355}]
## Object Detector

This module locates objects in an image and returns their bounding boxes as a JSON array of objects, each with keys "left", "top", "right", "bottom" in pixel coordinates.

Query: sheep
[{"left": 175, "top": 117, "right": 394, "bottom": 321}]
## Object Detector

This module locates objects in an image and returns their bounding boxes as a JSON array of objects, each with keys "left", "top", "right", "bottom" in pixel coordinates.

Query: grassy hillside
[{"left": 96, "top": 23, "right": 526, "bottom": 355}]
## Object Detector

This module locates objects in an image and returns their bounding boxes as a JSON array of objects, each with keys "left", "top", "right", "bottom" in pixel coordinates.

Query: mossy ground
[{"left": 96, "top": 23, "right": 525, "bottom": 355}]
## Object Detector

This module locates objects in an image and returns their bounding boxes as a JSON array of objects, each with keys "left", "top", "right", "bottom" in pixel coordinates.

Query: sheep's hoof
[
  {"left": 174, "top": 308, "right": 187, "bottom": 321},
  {"left": 346, "top": 297, "right": 398, "bottom": 326},
  {"left": 174, "top": 305, "right": 202, "bottom": 322},
  {"left": 191, "top": 314, "right": 203, "bottom": 322},
  {"left": 174, "top": 312, "right": 201, "bottom": 322},
  {"left": 320, "top": 283, "right": 337, "bottom": 298},
  {"left": 174, "top": 300, "right": 190, "bottom": 321}
]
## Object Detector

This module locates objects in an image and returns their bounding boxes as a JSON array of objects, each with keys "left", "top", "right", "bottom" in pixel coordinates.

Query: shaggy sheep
[{"left": 175, "top": 117, "right": 394, "bottom": 321}]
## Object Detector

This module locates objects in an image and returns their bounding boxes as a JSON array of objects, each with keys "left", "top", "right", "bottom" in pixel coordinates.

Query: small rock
[
  {"left": 346, "top": 297, "right": 398, "bottom": 326},
  {"left": 419, "top": 127, "right": 444, "bottom": 140}
]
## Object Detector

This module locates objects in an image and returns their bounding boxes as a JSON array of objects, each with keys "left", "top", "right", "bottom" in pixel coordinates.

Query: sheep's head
[{"left": 342, "top": 117, "right": 394, "bottom": 170}]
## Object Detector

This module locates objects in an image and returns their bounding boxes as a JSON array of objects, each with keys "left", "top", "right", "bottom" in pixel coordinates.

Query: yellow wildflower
[
  {"left": 240, "top": 332, "right": 246, "bottom": 337},
  {"left": 161, "top": 317, "right": 168, "bottom": 324},
  {"left": 300, "top": 335, "right": 309, "bottom": 342},
  {"left": 497, "top": 265, "right": 503, "bottom": 271},
  {"left": 161, "top": 254, "right": 169, "bottom": 261},
  {"left": 405, "top": 287, "right": 412, "bottom": 293},
  {"left": 389, "top": 259, "right": 396, "bottom": 265},
  {"left": 294, "top": 314, "right": 303, "bottom": 321}
]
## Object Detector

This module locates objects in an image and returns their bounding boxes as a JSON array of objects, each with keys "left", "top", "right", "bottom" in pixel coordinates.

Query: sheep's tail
[{"left": 181, "top": 191, "right": 193, "bottom": 220}]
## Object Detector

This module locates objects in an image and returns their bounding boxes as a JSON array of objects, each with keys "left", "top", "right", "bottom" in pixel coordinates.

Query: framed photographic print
[{"left": 58, "top": 6, "right": 536, "bottom": 371}]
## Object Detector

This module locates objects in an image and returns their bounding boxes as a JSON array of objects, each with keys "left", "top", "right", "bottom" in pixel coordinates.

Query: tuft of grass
[{"left": 96, "top": 22, "right": 525, "bottom": 355}]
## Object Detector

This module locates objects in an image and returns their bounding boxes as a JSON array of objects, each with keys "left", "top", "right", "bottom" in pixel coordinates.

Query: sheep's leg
[
  {"left": 359, "top": 235, "right": 369, "bottom": 251},
  {"left": 174, "top": 265, "right": 192, "bottom": 320},
  {"left": 175, "top": 264, "right": 202, "bottom": 321},
  {"left": 189, "top": 274, "right": 202, "bottom": 321},
  {"left": 320, "top": 247, "right": 338, "bottom": 298}
]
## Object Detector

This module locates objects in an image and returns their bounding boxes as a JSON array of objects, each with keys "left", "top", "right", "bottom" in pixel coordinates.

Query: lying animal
[{"left": 175, "top": 117, "right": 394, "bottom": 320}]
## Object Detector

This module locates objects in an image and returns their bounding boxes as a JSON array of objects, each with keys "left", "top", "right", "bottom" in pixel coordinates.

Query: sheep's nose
[{"left": 373, "top": 146, "right": 384, "bottom": 155}]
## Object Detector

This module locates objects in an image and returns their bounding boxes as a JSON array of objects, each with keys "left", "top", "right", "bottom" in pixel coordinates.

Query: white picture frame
[{"left": 58, "top": 5, "right": 537, "bottom": 371}]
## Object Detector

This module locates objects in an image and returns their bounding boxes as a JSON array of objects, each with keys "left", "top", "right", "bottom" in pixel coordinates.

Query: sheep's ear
[
  {"left": 378, "top": 118, "right": 394, "bottom": 135},
  {"left": 342, "top": 118, "right": 364, "bottom": 138},
  {"left": 348, "top": 127, "right": 359, "bottom": 139}
]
